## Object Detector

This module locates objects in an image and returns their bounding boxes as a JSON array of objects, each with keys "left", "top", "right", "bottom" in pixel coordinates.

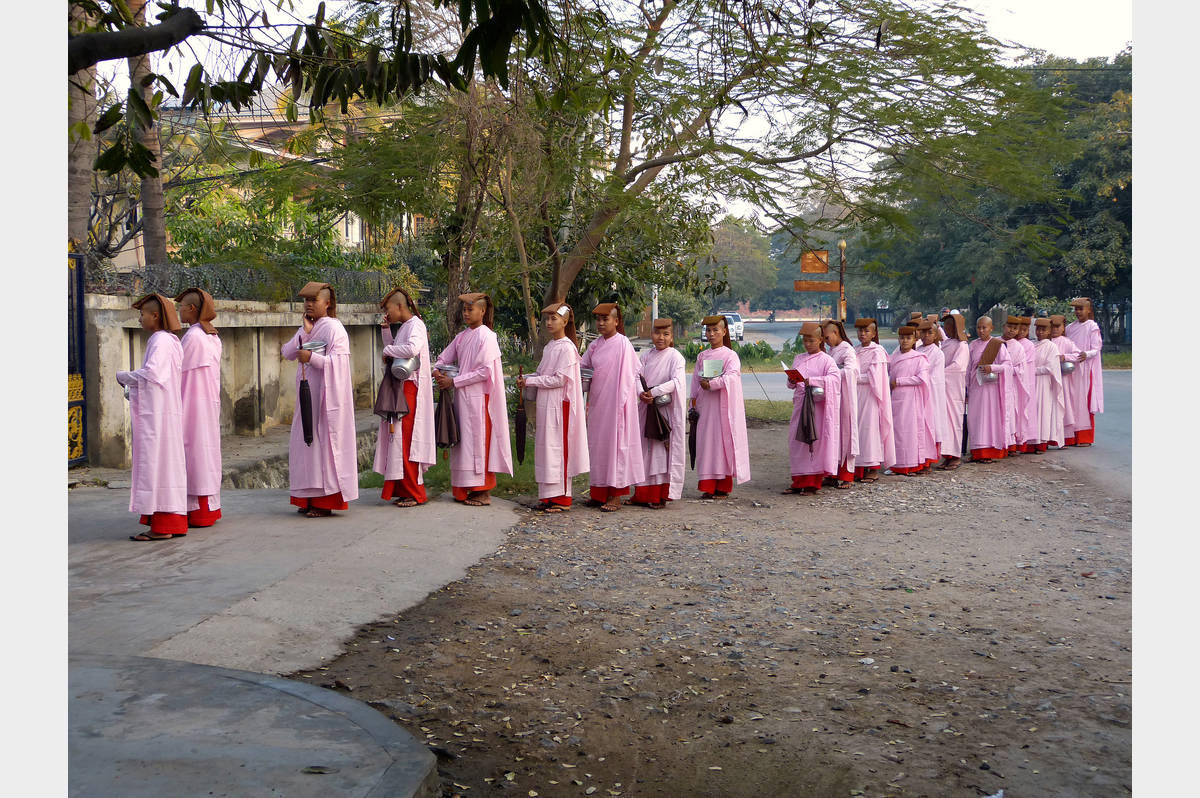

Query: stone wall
[{"left": 84, "top": 294, "right": 388, "bottom": 468}]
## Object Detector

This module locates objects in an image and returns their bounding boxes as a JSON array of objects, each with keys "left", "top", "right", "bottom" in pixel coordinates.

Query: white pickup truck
[{"left": 717, "top": 310, "right": 745, "bottom": 341}]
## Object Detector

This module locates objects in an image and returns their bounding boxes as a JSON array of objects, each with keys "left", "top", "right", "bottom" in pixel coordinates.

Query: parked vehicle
[{"left": 717, "top": 311, "right": 745, "bottom": 341}]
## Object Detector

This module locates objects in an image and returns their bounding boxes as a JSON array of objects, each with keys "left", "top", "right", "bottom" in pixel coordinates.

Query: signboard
[
  {"left": 793, "top": 280, "right": 837, "bottom": 292},
  {"left": 800, "top": 250, "right": 830, "bottom": 274}
]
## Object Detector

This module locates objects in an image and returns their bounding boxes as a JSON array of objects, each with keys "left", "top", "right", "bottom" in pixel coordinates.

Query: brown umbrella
[
  {"left": 515, "top": 366, "right": 528, "bottom": 465},
  {"left": 641, "top": 375, "right": 671, "bottom": 441}
]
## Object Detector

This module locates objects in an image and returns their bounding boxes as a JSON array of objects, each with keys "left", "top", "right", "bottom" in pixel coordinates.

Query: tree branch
[{"left": 68, "top": 7, "right": 205, "bottom": 74}]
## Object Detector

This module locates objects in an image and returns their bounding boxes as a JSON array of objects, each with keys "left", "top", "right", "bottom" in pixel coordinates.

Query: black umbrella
[
  {"left": 434, "top": 378, "right": 460, "bottom": 449},
  {"left": 795, "top": 383, "right": 818, "bottom": 452},
  {"left": 687, "top": 407, "right": 700, "bottom": 469},
  {"left": 641, "top": 375, "right": 671, "bottom": 442},
  {"left": 515, "top": 366, "right": 528, "bottom": 465},
  {"left": 373, "top": 366, "right": 409, "bottom": 435},
  {"left": 299, "top": 370, "right": 314, "bottom": 445}
]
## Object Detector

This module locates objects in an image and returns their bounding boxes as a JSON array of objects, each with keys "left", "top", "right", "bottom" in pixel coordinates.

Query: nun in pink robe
[
  {"left": 786, "top": 324, "right": 841, "bottom": 492},
  {"left": 374, "top": 292, "right": 436, "bottom": 505},
  {"left": 889, "top": 327, "right": 937, "bottom": 474},
  {"left": 966, "top": 327, "right": 1012, "bottom": 462},
  {"left": 1001, "top": 318, "right": 1032, "bottom": 454},
  {"left": 917, "top": 320, "right": 947, "bottom": 464},
  {"left": 117, "top": 293, "right": 188, "bottom": 538},
  {"left": 1065, "top": 299, "right": 1104, "bottom": 445},
  {"left": 938, "top": 313, "right": 970, "bottom": 467},
  {"left": 522, "top": 303, "right": 589, "bottom": 509},
  {"left": 823, "top": 321, "right": 859, "bottom": 484},
  {"left": 1049, "top": 316, "right": 1081, "bottom": 437},
  {"left": 580, "top": 303, "right": 645, "bottom": 508},
  {"left": 1030, "top": 319, "right": 1066, "bottom": 451},
  {"left": 632, "top": 320, "right": 687, "bottom": 506},
  {"left": 434, "top": 293, "right": 513, "bottom": 503},
  {"left": 852, "top": 319, "right": 895, "bottom": 480},
  {"left": 691, "top": 316, "right": 751, "bottom": 497},
  {"left": 282, "top": 283, "right": 360, "bottom": 514},
  {"left": 1016, "top": 322, "right": 1039, "bottom": 451},
  {"left": 176, "top": 288, "right": 223, "bottom": 527}
]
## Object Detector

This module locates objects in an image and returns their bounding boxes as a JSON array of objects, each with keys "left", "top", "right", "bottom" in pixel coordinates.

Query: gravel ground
[{"left": 292, "top": 422, "right": 1131, "bottom": 798}]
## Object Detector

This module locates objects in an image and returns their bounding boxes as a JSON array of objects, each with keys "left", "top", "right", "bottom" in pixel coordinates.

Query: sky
[{"left": 964, "top": 0, "right": 1131, "bottom": 60}]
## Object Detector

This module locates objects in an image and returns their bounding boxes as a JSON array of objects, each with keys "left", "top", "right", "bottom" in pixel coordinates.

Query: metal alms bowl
[
  {"left": 1061, "top": 360, "right": 1076, "bottom": 374},
  {"left": 809, "top": 385, "right": 825, "bottom": 400},
  {"left": 580, "top": 366, "right": 594, "bottom": 393},
  {"left": 654, "top": 393, "right": 670, "bottom": 406},
  {"left": 301, "top": 340, "right": 327, "bottom": 352},
  {"left": 390, "top": 355, "right": 420, "bottom": 380},
  {"left": 982, "top": 371, "right": 999, "bottom": 383},
  {"left": 433, "top": 363, "right": 458, "bottom": 387}
]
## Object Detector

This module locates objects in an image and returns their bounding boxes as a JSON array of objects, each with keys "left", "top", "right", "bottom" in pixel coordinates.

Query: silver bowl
[
  {"left": 810, "top": 385, "right": 825, "bottom": 400},
  {"left": 982, "top": 371, "right": 999, "bottom": 383},
  {"left": 580, "top": 367, "right": 594, "bottom": 393},
  {"left": 390, "top": 355, "right": 420, "bottom": 380},
  {"left": 654, "top": 393, "right": 670, "bottom": 406},
  {"left": 433, "top": 363, "right": 459, "bottom": 387},
  {"left": 1061, "top": 360, "right": 1076, "bottom": 374},
  {"left": 301, "top": 340, "right": 327, "bottom": 352}
]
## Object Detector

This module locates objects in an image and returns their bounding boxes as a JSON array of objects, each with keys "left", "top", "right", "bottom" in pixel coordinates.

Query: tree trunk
[
  {"left": 127, "top": 0, "right": 168, "bottom": 265},
  {"left": 68, "top": 6, "right": 98, "bottom": 257}
]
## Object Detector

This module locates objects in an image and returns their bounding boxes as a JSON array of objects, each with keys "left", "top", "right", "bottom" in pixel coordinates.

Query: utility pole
[{"left": 837, "top": 239, "right": 847, "bottom": 321}]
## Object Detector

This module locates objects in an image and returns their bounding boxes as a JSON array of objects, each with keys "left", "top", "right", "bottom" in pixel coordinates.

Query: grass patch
[
  {"left": 743, "top": 398, "right": 793, "bottom": 423},
  {"left": 1102, "top": 350, "right": 1131, "bottom": 369}
]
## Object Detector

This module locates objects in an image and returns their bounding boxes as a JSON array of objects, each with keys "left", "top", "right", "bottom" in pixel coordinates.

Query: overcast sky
[{"left": 965, "top": 0, "right": 1131, "bottom": 60}]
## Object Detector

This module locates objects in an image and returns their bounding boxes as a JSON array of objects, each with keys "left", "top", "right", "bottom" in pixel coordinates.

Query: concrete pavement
[{"left": 69, "top": 486, "right": 520, "bottom": 797}]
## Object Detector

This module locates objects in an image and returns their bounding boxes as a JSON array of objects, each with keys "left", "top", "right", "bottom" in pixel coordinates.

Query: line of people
[{"left": 116, "top": 283, "right": 1105, "bottom": 537}]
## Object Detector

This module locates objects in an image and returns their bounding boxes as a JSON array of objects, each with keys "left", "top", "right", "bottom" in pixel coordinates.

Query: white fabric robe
[
  {"left": 117, "top": 330, "right": 187, "bottom": 516},
  {"left": 636, "top": 346, "right": 687, "bottom": 500},
  {"left": 525, "top": 337, "right": 590, "bottom": 499}
]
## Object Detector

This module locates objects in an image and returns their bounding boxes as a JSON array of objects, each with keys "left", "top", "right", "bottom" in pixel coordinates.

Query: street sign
[
  {"left": 800, "top": 250, "right": 830, "bottom": 273},
  {"left": 793, "top": 280, "right": 837, "bottom": 292}
]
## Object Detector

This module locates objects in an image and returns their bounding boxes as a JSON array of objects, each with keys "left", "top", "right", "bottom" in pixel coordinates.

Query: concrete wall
[{"left": 84, "top": 294, "right": 387, "bottom": 468}]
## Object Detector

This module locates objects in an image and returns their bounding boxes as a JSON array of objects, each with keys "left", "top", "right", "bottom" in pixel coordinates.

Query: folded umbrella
[
  {"left": 795, "top": 382, "right": 818, "bottom": 451},
  {"left": 515, "top": 366, "right": 528, "bottom": 465},
  {"left": 641, "top": 375, "right": 671, "bottom": 442},
  {"left": 299, "top": 370, "right": 314, "bottom": 446},
  {"left": 434, "top": 386, "right": 460, "bottom": 448},
  {"left": 687, "top": 407, "right": 700, "bottom": 469},
  {"left": 373, "top": 365, "right": 409, "bottom": 435}
]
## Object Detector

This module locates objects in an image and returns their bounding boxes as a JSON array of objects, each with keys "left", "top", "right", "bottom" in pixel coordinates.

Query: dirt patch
[{"left": 292, "top": 424, "right": 1131, "bottom": 798}]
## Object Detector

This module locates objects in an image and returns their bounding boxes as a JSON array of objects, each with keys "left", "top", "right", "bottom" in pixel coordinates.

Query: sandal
[
  {"left": 305, "top": 508, "right": 333, "bottom": 518},
  {"left": 539, "top": 503, "right": 567, "bottom": 513},
  {"left": 648, "top": 502, "right": 666, "bottom": 510},
  {"left": 392, "top": 497, "right": 420, "bottom": 508},
  {"left": 699, "top": 492, "right": 715, "bottom": 500},
  {"left": 780, "top": 487, "right": 801, "bottom": 495},
  {"left": 860, "top": 475, "right": 879, "bottom": 483},
  {"left": 835, "top": 481, "right": 852, "bottom": 489},
  {"left": 129, "top": 532, "right": 173, "bottom": 541},
  {"left": 712, "top": 491, "right": 730, "bottom": 499},
  {"left": 600, "top": 499, "right": 622, "bottom": 513}
]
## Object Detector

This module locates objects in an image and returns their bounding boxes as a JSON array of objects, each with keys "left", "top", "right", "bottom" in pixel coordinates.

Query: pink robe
[
  {"left": 1031, "top": 338, "right": 1066, "bottom": 447},
  {"left": 434, "top": 324, "right": 514, "bottom": 487},
  {"left": 788, "top": 350, "right": 841, "bottom": 477},
  {"left": 525, "top": 337, "right": 590, "bottom": 499},
  {"left": 581, "top": 333, "right": 645, "bottom": 489},
  {"left": 691, "top": 347, "right": 752, "bottom": 484},
  {"left": 282, "top": 316, "right": 360, "bottom": 502},
  {"left": 889, "top": 348, "right": 937, "bottom": 469},
  {"left": 374, "top": 316, "right": 436, "bottom": 481},
  {"left": 1051, "top": 335, "right": 1081, "bottom": 434},
  {"left": 1017, "top": 337, "right": 1038, "bottom": 445},
  {"left": 1003, "top": 338, "right": 1031, "bottom": 449},
  {"left": 1065, "top": 319, "right": 1104, "bottom": 416},
  {"left": 117, "top": 330, "right": 187, "bottom": 516},
  {"left": 828, "top": 341, "right": 860, "bottom": 474},
  {"left": 179, "top": 324, "right": 222, "bottom": 512},
  {"left": 636, "top": 346, "right": 687, "bottom": 500},
  {"left": 921, "top": 341, "right": 948, "bottom": 449},
  {"left": 939, "top": 338, "right": 969, "bottom": 457},
  {"left": 854, "top": 342, "right": 896, "bottom": 470},
  {"left": 966, "top": 337, "right": 1011, "bottom": 453}
]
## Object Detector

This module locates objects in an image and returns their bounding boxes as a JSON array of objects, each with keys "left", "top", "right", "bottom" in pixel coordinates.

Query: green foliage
[
  {"left": 657, "top": 287, "right": 706, "bottom": 333},
  {"left": 698, "top": 217, "right": 777, "bottom": 306}
]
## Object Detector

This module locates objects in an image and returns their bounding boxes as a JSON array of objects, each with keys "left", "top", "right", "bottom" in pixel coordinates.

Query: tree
[
  {"left": 698, "top": 217, "right": 776, "bottom": 308},
  {"left": 68, "top": 0, "right": 557, "bottom": 177}
]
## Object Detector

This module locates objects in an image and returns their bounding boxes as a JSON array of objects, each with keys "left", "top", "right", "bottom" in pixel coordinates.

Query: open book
[{"left": 781, "top": 360, "right": 804, "bottom": 383}]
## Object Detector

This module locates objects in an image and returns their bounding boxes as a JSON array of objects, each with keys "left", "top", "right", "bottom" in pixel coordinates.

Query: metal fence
[{"left": 84, "top": 262, "right": 412, "bottom": 305}]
